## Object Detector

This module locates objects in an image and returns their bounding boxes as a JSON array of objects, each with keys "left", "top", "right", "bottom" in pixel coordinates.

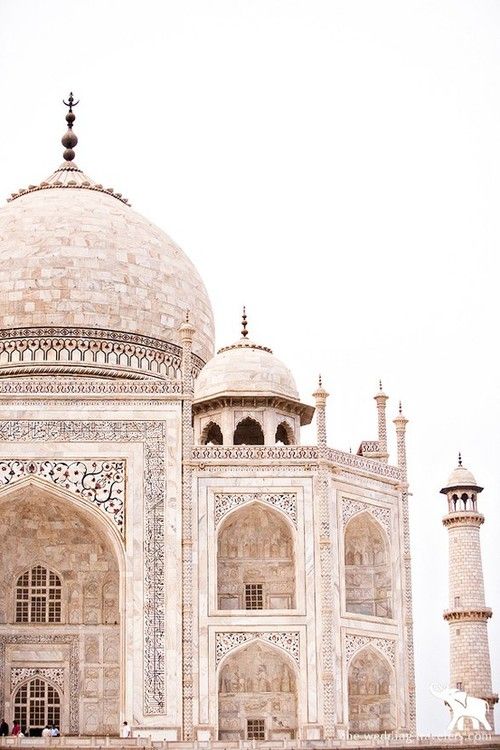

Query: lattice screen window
[
  {"left": 247, "top": 719, "right": 265, "bottom": 740},
  {"left": 245, "top": 583, "right": 263, "bottom": 610},
  {"left": 16, "top": 565, "right": 62, "bottom": 623},
  {"left": 14, "top": 678, "right": 61, "bottom": 730}
]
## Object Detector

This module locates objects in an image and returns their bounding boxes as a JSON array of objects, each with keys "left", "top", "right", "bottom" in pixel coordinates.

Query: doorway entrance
[{"left": 14, "top": 678, "right": 61, "bottom": 735}]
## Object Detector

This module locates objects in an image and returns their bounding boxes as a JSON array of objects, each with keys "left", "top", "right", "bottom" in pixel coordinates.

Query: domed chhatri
[
  {"left": 441, "top": 453, "right": 483, "bottom": 493},
  {"left": 193, "top": 309, "right": 313, "bottom": 446},
  {"left": 0, "top": 95, "right": 214, "bottom": 379},
  {"left": 195, "top": 307, "right": 299, "bottom": 403}
]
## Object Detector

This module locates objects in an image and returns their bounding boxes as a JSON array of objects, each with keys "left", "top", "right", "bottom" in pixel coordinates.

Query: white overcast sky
[{"left": 0, "top": 0, "right": 498, "bottom": 735}]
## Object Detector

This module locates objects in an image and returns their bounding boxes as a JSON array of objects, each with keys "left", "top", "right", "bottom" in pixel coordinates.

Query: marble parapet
[{"left": 190, "top": 445, "right": 405, "bottom": 483}]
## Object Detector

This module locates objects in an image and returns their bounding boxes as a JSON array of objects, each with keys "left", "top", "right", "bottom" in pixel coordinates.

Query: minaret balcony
[{"left": 443, "top": 606, "right": 492, "bottom": 622}]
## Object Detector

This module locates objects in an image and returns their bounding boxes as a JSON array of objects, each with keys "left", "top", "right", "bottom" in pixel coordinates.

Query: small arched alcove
[
  {"left": 217, "top": 503, "right": 295, "bottom": 610},
  {"left": 218, "top": 640, "right": 297, "bottom": 740},
  {"left": 344, "top": 512, "right": 392, "bottom": 618},
  {"left": 275, "top": 421, "right": 294, "bottom": 445},
  {"left": 348, "top": 647, "right": 395, "bottom": 734},
  {"left": 201, "top": 421, "right": 224, "bottom": 445},
  {"left": 233, "top": 417, "right": 264, "bottom": 445}
]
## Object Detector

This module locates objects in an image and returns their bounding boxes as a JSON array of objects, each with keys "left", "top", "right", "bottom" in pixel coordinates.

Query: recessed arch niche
[
  {"left": 344, "top": 512, "right": 392, "bottom": 618},
  {"left": 217, "top": 503, "right": 295, "bottom": 610},
  {"left": 348, "top": 647, "right": 395, "bottom": 734},
  {"left": 218, "top": 640, "right": 297, "bottom": 740},
  {"left": 0, "top": 482, "right": 122, "bottom": 735}
]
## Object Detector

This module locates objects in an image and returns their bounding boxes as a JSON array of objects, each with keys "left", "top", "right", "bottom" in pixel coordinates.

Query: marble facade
[{"left": 0, "top": 119, "right": 415, "bottom": 740}]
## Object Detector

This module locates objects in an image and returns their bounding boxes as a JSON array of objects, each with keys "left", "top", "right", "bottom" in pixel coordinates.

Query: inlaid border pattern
[
  {"left": 0, "top": 420, "right": 166, "bottom": 716},
  {"left": 214, "top": 492, "right": 297, "bottom": 528},
  {"left": 215, "top": 632, "right": 300, "bottom": 666},
  {"left": 0, "top": 635, "right": 78, "bottom": 732},
  {"left": 0, "top": 459, "right": 125, "bottom": 532}
]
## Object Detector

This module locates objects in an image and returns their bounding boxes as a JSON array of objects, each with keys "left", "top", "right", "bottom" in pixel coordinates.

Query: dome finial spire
[
  {"left": 62, "top": 92, "right": 79, "bottom": 162},
  {"left": 241, "top": 306, "right": 248, "bottom": 338},
  {"left": 458, "top": 451, "right": 462, "bottom": 467}
]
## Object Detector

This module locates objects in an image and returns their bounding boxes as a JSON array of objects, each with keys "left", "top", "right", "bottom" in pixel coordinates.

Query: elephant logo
[{"left": 430, "top": 684, "right": 492, "bottom": 732}]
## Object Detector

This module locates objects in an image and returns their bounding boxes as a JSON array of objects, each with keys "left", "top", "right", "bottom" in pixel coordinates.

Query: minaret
[
  {"left": 440, "top": 456, "right": 498, "bottom": 729},
  {"left": 312, "top": 375, "right": 329, "bottom": 448},
  {"left": 374, "top": 380, "right": 389, "bottom": 462}
]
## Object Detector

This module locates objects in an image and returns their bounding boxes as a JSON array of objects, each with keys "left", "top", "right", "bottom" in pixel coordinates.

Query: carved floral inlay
[
  {"left": 342, "top": 497, "right": 392, "bottom": 537},
  {"left": 11, "top": 667, "right": 65, "bottom": 692},
  {"left": 0, "top": 459, "right": 125, "bottom": 532},
  {"left": 345, "top": 634, "right": 396, "bottom": 666},
  {"left": 214, "top": 492, "right": 297, "bottom": 528},
  {"left": 216, "top": 632, "right": 300, "bottom": 666}
]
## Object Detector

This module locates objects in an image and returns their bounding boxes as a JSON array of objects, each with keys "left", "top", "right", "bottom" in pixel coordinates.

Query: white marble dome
[
  {"left": 443, "top": 465, "right": 479, "bottom": 489},
  {"left": 0, "top": 162, "right": 215, "bottom": 365},
  {"left": 194, "top": 337, "right": 300, "bottom": 402}
]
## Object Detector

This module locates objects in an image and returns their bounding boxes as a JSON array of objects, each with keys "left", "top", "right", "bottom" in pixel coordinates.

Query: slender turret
[{"left": 440, "top": 457, "right": 498, "bottom": 729}]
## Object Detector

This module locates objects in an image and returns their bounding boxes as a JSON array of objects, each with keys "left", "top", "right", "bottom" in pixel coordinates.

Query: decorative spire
[
  {"left": 319, "top": 374, "right": 322, "bottom": 387},
  {"left": 379, "top": 379, "right": 383, "bottom": 391},
  {"left": 62, "top": 92, "right": 79, "bottom": 162},
  {"left": 399, "top": 401, "right": 402, "bottom": 415},
  {"left": 241, "top": 306, "right": 248, "bottom": 338},
  {"left": 458, "top": 452, "right": 462, "bottom": 467}
]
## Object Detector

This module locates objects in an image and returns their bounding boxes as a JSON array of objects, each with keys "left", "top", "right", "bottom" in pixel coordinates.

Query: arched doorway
[
  {"left": 0, "top": 483, "right": 122, "bottom": 735},
  {"left": 217, "top": 503, "right": 295, "bottom": 610},
  {"left": 348, "top": 648, "right": 395, "bottom": 734},
  {"left": 344, "top": 512, "right": 392, "bottom": 618},
  {"left": 13, "top": 677, "right": 61, "bottom": 736},
  {"left": 218, "top": 641, "right": 297, "bottom": 740}
]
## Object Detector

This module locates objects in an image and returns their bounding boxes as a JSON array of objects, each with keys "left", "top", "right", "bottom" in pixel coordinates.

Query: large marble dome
[{"left": 0, "top": 157, "right": 214, "bottom": 380}]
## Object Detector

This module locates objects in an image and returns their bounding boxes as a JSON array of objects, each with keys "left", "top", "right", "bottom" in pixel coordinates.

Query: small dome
[
  {"left": 194, "top": 337, "right": 299, "bottom": 402},
  {"left": 0, "top": 162, "right": 215, "bottom": 370},
  {"left": 441, "top": 464, "right": 480, "bottom": 491}
]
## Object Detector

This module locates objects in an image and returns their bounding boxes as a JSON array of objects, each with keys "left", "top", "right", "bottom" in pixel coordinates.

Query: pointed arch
[
  {"left": 218, "top": 639, "right": 297, "bottom": 740},
  {"left": 344, "top": 511, "right": 392, "bottom": 618},
  {"left": 217, "top": 502, "right": 295, "bottom": 610},
  {"left": 201, "top": 421, "right": 224, "bottom": 445},
  {"left": 275, "top": 421, "right": 295, "bottom": 445},
  {"left": 13, "top": 676, "right": 62, "bottom": 734},
  {"left": 233, "top": 417, "right": 264, "bottom": 445},
  {"left": 348, "top": 646, "right": 396, "bottom": 734}
]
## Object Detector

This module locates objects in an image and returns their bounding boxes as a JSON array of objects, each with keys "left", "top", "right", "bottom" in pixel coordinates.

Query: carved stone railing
[
  {"left": 191, "top": 445, "right": 404, "bottom": 481},
  {"left": 0, "top": 327, "right": 205, "bottom": 380}
]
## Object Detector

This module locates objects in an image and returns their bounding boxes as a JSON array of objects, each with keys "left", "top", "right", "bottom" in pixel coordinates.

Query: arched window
[
  {"left": 348, "top": 648, "right": 395, "bottom": 734},
  {"left": 344, "top": 513, "right": 392, "bottom": 618},
  {"left": 275, "top": 422, "right": 294, "bottom": 445},
  {"left": 218, "top": 504, "right": 295, "bottom": 610},
  {"left": 201, "top": 421, "right": 223, "bottom": 445},
  {"left": 14, "top": 678, "right": 61, "bottom": 734},
  {"left": 233, "top": 417, "right": 264, "bottom": 445},
  {"left": 16, "top": 566, "right": 62, "bottom": 623},
  {"left": 219, "top": 641, "right": 297, "bottom": 740}
]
